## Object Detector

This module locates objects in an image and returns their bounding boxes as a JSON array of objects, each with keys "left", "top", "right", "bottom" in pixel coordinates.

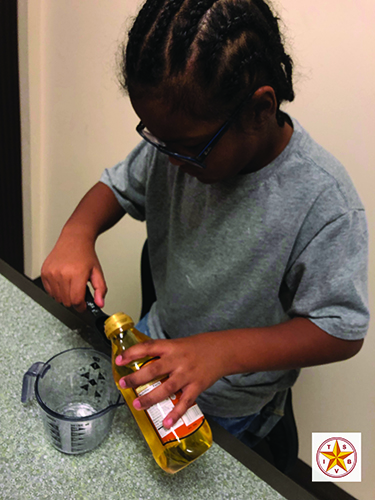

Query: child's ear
[{"left": 251, "top": 86, "right": 278, "bottom": 127}]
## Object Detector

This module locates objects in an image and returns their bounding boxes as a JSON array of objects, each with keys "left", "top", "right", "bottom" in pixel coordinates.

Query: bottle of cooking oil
[{"left": 104, "top": 313, "right": 212, "bottom": 474}]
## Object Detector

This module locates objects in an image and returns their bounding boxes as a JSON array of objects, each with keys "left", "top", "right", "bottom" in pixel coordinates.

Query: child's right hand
[
  {"left": 41, "top": 181, "right": 124, "bottom": 312},
  {"left": 41, "top": 229, "right": 107, "bottom": 313}
]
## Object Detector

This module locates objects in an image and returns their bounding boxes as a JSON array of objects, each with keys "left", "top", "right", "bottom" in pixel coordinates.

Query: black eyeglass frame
[{"left": 136, "top": 89, "right": 256, "bottom": 169}]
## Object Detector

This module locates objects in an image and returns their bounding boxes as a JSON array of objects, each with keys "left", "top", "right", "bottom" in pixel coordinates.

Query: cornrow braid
[
  {"left": 196, "top": 5, "right": 251, "bottom": 82},
  {"left": 197, "top": 5, "right": 268, "bottom": 90},
  {"left": 124, "top": 0, "right": 166, "bottom": 88},
  {"left": 169, "top": 0, "right": 219, "bottom": 73},
  {"left": 136, "top": 0, "right": 186, "bottom": 84},
  {"left": 122, "top": 0, "right": 295, "bottom": 125},
  {"left": 196, "top": 1, "right": 294, "bottom": 124}
]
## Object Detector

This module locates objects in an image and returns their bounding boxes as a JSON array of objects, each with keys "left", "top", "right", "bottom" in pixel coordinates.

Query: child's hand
[
  {"left": 115, "top": 333, "right": 228, "bottom": 429},
  {"left": 41, "top": 229, "right": 107, "bottom": 312},
  {"left": 41, "top": 181, "right": 123, "bottom": 312},
  {"left": 116, "top": 318, "right": 365, "bottom": 430}
]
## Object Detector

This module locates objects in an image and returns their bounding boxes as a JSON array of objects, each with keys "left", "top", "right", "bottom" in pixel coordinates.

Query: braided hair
[{"left": 121, "top": 0, "right": 294, "bottom": 126}]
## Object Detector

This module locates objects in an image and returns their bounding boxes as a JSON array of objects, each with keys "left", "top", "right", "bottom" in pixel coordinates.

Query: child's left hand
[{"left": 115, "top": 332, "right": 228, "bottom": 429}]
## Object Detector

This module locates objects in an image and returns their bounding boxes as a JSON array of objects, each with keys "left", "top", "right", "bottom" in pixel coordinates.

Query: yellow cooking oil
[{"left": 104, "top": 313, "right": 212, "bottom": 474}]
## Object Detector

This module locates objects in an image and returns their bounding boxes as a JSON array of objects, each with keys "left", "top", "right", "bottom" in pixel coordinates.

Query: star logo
[{"left": 316, "top": 437, "right": 357, "bottom": 478}]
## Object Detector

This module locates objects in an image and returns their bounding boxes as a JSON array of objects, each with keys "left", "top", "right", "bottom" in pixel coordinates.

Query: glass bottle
[{"left": 104, "top": 313, "right": 212, "bottom": 474}]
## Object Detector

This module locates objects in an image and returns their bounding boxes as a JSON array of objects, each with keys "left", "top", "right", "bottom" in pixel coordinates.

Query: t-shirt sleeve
[
  {"left": 284, "top": 208, "right": 369, "bottom": 340},
  {"left": 100, "top": 140, "right": 156, "bottom": 221}
]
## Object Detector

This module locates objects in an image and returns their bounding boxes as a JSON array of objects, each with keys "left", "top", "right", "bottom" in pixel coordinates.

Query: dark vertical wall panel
[{"left": 0, "top": 1, "right": 24, "bottom": 273}]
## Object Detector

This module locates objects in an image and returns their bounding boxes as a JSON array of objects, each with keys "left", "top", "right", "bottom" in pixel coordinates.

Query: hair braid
[
  {"left": 122, "top": 0, "right": 295, "bottom": 124},
  {"left": 194, "top": 1, "right": 294, "bottom": 122},
  {"left": 137, "top": 0, "right": 186, "bottom": 84},
  {"left": 169, "top": 0, "right": 219, "bottom": 73},
  {"left": 195, "top": 5, "right": 231, "bottom": 79},
  {"left": 124, "top": 0, "right": 167, "bottom": 87},
  {"left": 197, "top": 5, "right": 270, "bottom": 95}
]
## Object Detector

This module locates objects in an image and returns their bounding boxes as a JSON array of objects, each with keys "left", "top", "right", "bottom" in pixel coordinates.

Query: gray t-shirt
[{"left": 100, "top": 116, "right": 369, "bottom": 418}]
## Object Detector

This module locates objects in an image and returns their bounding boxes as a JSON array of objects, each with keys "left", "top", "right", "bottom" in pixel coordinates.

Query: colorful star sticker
[{"left": 320, "top": 440, "right": 354, "bottom": 472}]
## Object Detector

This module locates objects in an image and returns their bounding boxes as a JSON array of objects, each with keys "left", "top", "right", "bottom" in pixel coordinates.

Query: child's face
[{"left": 131, "top": 96, "right": 268, "bottom": 184}]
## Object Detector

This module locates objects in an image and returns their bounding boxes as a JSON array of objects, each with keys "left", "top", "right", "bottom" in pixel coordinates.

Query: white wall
[
  {"left": 19, "top": 0, "right": 146, "bottom": 318},
  {"left": 19, "top": 1, "right": 375, "bottom": 498},
  {"left": 18, "top": 0, "right": 44, "bottom": 280}
]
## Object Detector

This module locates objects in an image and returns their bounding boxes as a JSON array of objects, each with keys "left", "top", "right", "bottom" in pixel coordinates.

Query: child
[{"left": 41, "top": 0, "right": 369, "bottom": 446}]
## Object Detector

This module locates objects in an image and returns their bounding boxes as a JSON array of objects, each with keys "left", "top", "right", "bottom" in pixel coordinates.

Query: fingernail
[
  {"left": 119, "top": 379, "right": 126, "bottom": 389},
  {"left": 133, "top": 399, "right": 141, "bottom": 410},
  {"left": 115, "top": 355, "right": 122, "bottom": 365},
  {"left": 164, "top": 418, "right": 174, "bottom": 429}
]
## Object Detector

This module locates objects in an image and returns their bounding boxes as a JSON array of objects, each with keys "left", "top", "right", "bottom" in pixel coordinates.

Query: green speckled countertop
[{"left": 0, "top": 271, "right": 291, "bottom": 500}]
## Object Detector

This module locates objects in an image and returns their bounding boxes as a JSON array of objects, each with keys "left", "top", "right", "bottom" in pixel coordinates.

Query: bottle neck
[
  {"left": 111, "top": 327, "right": 154, "bottom": 373},
  {"left": 111, "top": 328, "right": 140, "bottom": 352}
]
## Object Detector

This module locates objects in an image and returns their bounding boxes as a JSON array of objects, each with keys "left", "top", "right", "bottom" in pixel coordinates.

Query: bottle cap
[{"left": 104, "top": 313, "right": 134, "bottom": 339}]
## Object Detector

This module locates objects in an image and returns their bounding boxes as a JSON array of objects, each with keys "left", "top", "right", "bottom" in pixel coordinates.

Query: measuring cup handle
[
  {"left": 21, "top": 362, "right": 45, "bottom": 403},
  {"left": 104, "top": 393, "right": 126, "bottom": 412},
  {"left": 115, "top": 394, "right": 126, "bottom": 407}
]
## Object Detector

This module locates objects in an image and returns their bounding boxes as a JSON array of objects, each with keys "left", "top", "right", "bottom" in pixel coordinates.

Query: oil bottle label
[{"left": 136, "top": 381, "right": 204, "bottom": 445}]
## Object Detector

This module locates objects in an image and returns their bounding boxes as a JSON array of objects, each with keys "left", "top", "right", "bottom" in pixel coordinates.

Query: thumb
[{"left": 90, "top": 266, "right": 107, "bottom": 308}]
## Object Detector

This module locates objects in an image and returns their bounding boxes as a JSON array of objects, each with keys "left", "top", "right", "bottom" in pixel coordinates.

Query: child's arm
[
  {"left": 41, "top": 181, "right": 125, "bottom": 312},
  {"left": 115, "top": 317, "right": 363, "bottom": 428}
]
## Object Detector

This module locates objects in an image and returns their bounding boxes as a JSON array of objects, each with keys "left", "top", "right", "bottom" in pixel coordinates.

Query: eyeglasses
[{"left": 136, "top": 89, "right": 256, "bottom": 169}]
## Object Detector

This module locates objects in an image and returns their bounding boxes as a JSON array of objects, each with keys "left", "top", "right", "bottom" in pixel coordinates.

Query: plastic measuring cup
[{"left": 22, "top": 347, "right": 124, "bottom": 454}]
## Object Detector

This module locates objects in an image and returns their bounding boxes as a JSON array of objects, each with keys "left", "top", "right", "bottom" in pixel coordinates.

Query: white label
[
  {"left": 147, "top": 401, "right": 184, "bottom": 439},
  {"left": 181, "top": 404, "right": 203, "bottom": 426},
  {"left": 137, "top": 381, "right": 184, "bottom": 439}
]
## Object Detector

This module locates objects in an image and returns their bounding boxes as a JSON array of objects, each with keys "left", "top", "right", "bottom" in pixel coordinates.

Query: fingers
[
  {"left": 90, "top": 266, "right": 107, "bottom": 308},
  {"left": 162, "top": 386, "right": 198, "bottom": 429},
  {"left": 117, "top": 351, "right": 201, "bottom": 429},
  {"left": 115, "top": 335, "right": 216, "bottom": 430},
  {"left": 69, "top": 277, "right": 90, "bottom": 312},
  {"left": 126, "top": 373, "right": 198, "bottom": 429},
  {"left": 41, "top": 273, "right": 53, "bottom": 297},
  {"left": 117, "top": 345, "right": 163, "bottom": 388},
  {"left": 67, "top": 266, "right": 106, "bottom": 311},
  {"left": 41, "top": 248, "right": 106, "bottom": 312},
  {"left": 116, "top": 339, "right": 162, "bottom": 366},
  {"left": 56, "top": 275, "right": 73, "bottom": 307},
  {"left": 43, "top": 263, "right": 87, "bottom": 311}
]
